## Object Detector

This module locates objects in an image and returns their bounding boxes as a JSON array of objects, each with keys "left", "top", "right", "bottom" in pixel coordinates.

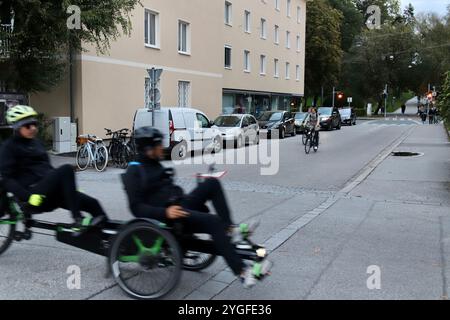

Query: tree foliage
[
  {"left": 305, "top": 0, "right": 343, "bottom": 105},
  {"left": 0, "top": 0, "right": 141, "bottom": 92}
]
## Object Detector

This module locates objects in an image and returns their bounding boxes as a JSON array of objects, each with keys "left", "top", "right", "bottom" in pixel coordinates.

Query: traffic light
[
  {"left": 427, "top": 92, "right": 433, "bottom": 101},
  {"left": 337, "top": 92, "right": 344, "bottom": 100}
]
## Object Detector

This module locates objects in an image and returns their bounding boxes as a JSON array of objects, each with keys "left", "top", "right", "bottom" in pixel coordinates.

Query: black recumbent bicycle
[{"left": 0, "top": 166, "right": 271, "bottom": 300}]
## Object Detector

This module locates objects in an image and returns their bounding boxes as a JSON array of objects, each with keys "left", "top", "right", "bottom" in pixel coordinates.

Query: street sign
[
  {"left": 145, "top": 68, "right": 163, "bottom": 111},
  {"left": 347, "top": 97, "right": 353, "bottom": 103}
]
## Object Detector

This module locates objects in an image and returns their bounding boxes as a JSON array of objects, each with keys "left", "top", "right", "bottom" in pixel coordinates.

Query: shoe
[
  {"left": 240, "top": 264, "right": 257, "bottom": 289},
  {"left": 314, "top": 146, "right": 318, "bottom": 151},
  {"left": 230, "top": 221, "right": 259, "bottom": 243},
  {"left": 89, "top": 215, "right": 107, "bottom": 228}
]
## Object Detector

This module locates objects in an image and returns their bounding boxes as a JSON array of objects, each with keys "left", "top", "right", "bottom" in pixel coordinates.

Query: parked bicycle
[
  {"left": 104, "top": 128, "right": 134, "bottom": 169},
  {"left": 76, "top": 134, "right": 109, "bottom": 172}
]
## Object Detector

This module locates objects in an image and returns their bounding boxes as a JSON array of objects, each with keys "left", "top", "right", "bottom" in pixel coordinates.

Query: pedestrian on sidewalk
[
  {"left": 401, "top": 104, "right": 406, "bottom": 114},
  {"left": 428, "top": 106, "right": 435, "bottom": 125}
]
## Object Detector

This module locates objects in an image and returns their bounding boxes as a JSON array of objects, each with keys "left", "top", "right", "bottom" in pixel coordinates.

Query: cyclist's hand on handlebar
[
  {"left": 28, "top": 194, "right": 45, "bottom": 207},
  {"left": 166, "top": 206, "right": 189, "bottom": 219}
]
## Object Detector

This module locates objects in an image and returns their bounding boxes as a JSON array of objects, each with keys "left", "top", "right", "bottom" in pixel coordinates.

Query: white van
[{"left": 133, "top": 107, "right": 223, "bottom": 159}]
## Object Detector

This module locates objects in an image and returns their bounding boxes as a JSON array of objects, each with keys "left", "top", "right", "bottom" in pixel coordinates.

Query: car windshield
[
  {"left": 295, "top": 113, "right": 307, "bottom": 120},
  {"left": 339, "top": 109, "right": 351, "bottom": 115},
  {"left": 258, "top": 112, "right": 282, "bottom": 121},
  {"left": 318, "top": 108, "right": 332, "bottom": 116},
  {"left": 213, "top": 116, "right": 241, "bottom": 127}
]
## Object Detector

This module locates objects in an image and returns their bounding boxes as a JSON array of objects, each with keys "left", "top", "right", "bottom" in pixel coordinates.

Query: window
[
  {"left": 225, "top": 46, "right": 232, "bottom": 68},
  {"left": 274, "top": 25, "right": 279, "bottom": 44},
  {"left": 286, "top": 31, "right": 290, "bottom": 49},
  {"left": 244, "top": 10, "right": 251, "bottom": 33},
  {"left": 296, "top": 35, "right": 301, "bottom": 52},
  {"left": 260, "top": 18, "right": 267, "bottom": 39},
  {"left": 178, "top": 21, "right": 190, "bottom": 54},
  {"left": 296, "top": 65, "right": 300, "bottom": 81},
  {"left": 297, "top": 6, "right": 301, "bottom": 23},
  {"left": 285, "top": 62, "right": 290, "bottom": 79},
  {"left": 244, "top": 50, "right": 250, "bottom": 72},
  {"left": 196, "top": 113, "right": 210, "bottom": 128},
  {"left": 275, "top": 0, "right": 280, "bottom": 10},
  {"left": 144, "top": 9, "right": 159, "bottom": 48},
  {"left": 260, "top": 55, "right": 266, "bottom": 75},
  {"left": 178, "top": 81, "right": 191, "bottom": 107},
  {"left": 287, "top": 0, "right": 291, "bottom": 17},
  {"left": 225, "top": 2, "right": 232, "bottom": 25},
  {"left": 274, "top": 58, "right": 279, "bottom": 78}
]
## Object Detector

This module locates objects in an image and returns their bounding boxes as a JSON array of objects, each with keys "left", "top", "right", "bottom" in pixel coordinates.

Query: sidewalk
[{"left": 213, "top": 123, "right": 450, "bottom": 300}]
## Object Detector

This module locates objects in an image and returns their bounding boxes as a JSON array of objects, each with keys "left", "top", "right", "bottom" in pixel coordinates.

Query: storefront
[{"left": 222, "top": 89, "right": 303, "bottom": 118}]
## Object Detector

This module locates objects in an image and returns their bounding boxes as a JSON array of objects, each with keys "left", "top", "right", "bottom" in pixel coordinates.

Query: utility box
[
  {"left": 70, "top": 123, "right": 77, "bottom": 152},
  {"left": 52, "top": 117, "right": 71, "bottom": 154}
]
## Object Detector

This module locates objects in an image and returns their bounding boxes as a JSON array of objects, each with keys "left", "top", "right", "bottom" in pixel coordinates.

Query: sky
[{"left": 400, "top": 0, "right": 449, "bottom": 14}]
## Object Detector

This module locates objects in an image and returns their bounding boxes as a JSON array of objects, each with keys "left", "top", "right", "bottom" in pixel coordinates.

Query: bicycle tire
[
  {"left": 304, "top": 138, "right": 311, "bottom": 154},
  {"left": 0, "top": 209, "right": 16, "bottom": 256},
  {"left": 94, "top": 145, "right": 109, "bottom": 172},
  {"left": 76, "top": 145, "right": 90, "bottom": 171}
]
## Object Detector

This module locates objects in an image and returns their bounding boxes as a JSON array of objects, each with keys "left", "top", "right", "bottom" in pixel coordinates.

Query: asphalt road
[{"left": 2, "top": 117, "right": 447, "bottom": 300}]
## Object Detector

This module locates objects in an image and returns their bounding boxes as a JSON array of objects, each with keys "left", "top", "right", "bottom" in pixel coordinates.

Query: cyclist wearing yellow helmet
[{"left": 0, "top": 105, "right": 108, "bottom": 228}]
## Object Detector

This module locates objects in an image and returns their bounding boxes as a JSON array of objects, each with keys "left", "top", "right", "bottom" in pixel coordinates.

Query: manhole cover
[{"left": 391, "top": 151, "right": 424, "bottom": 157}]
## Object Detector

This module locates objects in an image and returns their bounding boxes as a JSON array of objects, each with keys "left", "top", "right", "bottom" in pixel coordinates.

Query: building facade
[{"left": 29, "top": 0, "right": 306, "bottom": 136}]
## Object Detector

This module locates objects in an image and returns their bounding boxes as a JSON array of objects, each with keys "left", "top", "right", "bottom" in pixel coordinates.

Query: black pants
[
  {"left": 178, "top": 178, "right": 244, "bottom": 275},
  {"left": 30, "top": 165, "right": 107, "bottom": 219}
]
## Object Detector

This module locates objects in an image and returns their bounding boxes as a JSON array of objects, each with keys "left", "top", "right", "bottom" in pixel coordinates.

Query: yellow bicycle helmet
[{"left": 6, "top": 105, "right": 38, "bottom": 125}]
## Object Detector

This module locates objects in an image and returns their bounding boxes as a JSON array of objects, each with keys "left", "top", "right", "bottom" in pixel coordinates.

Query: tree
[
  {"left": 328, "top": 0, "right": 363, "bottom": 52},
  {"left": 0, "top": 0, "right": 140, "bottom": 93},
  {"left": 305, "top": 0, "right": 343, "bottom": 106},
  {"left": 437, "top": 71, "right": 450, "bottom": 125}
]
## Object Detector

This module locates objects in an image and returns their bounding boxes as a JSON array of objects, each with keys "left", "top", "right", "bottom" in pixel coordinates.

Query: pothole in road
[{"left": 390, "top": 151, "right": 424, "bottom": 157}]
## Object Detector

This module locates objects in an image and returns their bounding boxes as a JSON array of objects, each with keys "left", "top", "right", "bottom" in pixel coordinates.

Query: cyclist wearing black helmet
[
  {"left": 122, "top": 127, "right": 262, "bottom": 288},
  {"left": 0, "top": 105, "right": 108, "bottom": 229}
]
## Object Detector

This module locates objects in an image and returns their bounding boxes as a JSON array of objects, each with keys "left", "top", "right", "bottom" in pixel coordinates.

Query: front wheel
[
  {"left": 183, "top": 251, "right": 217, "bottom": 271},
  {"left": 109, "top": 222, "right": 182, "bottom": 300},
  {"left": 304, "top": 138, "right": 312, "bottom": 154},
  {"left": 0, "top": 210, "right": 16, "bottom": 256},
  {"left": 76, "top": 145, "right": 90, "bottom": 171},
  {"left": 94, "top": 145, "right": 109, "bottom": 172},
  {"left": 302, "top": 133, "right": 307, "bottom": 146}
]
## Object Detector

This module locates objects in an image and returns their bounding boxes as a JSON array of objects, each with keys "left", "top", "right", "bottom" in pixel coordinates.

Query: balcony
[{"left": 0, "top": 24, "right": 12, "bottom": 58}]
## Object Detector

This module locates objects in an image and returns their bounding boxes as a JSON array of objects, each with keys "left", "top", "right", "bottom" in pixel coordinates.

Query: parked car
[
  {"left": 318, "top": 107, "right": 341, "bottom": 131},
  {"left": 293, "top": 112, "right": 310, "bottom": 134},
  {"left": 133, "top": 107, "right": 223, "bottom": 160},
  {"left": 339, "top": 107, "right": 356, "bottom": 126},
  {"left": 213, "top": 114, "right": 259, "bottom": 148},
  {"left": 257, "top": 111, "right": 296, "bottom": 139}
]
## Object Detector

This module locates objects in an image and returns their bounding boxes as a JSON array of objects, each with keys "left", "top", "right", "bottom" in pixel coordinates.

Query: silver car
[{"left": 213, "top": 114, "right": 260, "bottom": 148}]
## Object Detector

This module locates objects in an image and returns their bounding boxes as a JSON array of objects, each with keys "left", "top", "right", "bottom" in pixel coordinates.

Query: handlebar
[{"left": 104, "top": 128, "right": 130, "bottom": 136}]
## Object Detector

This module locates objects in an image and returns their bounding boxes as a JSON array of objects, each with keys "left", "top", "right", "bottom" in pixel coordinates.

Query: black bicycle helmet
[{"left": 134, "top": 127, "right": 164, "bottom": 152}]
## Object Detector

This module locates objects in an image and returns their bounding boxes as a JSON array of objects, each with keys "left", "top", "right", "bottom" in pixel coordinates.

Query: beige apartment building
[{"left": 29, "top": 0, "right": 306, "bottom": 136}]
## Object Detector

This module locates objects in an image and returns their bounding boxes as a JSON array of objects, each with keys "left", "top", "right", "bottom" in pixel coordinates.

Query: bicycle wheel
[
  {"left": 118, "top": 145, "right": 132, "bottom": 169},
  {"left": 76, "top": 145, "right": 90, "bottom": 171},
  {"left": 109, "top": 222, "right": 182, "bottom": 300},
  {"left": 0, "top": 209, "right": 16, "bottom": 256},
  {"left": 94, "top": 145, "right": 109, "bottom": 172},
  {"left": 304, "top": 137, "right": 311, "bottom": 154},
  {"left": 302, "top": 133, "right": 308, "bottom": 145},
  {"left": 183, "top": 251, "right": 217, "bottom": 271}
]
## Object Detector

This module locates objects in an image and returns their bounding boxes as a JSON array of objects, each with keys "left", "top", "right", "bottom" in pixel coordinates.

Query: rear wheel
[
  {"left": 336, "top": 121, "right": 341, "bottom": 130},
  {"left": 94, "top": 145, "right": 109, "bottom": 172},
  {"left": 109, "top": 222, "right": 182, "bottom": 300},
  {"left": 171, "top": 141, "right": 188, "bottom": 161},
  {"left": 76, "top": 145, "right": 90, "bottom": 171},
  {"left": 0, "top": 210, "right": 16, "bottom": 256}
]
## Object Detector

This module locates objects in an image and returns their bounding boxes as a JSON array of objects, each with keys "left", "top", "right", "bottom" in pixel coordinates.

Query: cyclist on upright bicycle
[{"left": 307, "top": 107, "right": 320, "bottom": 151}]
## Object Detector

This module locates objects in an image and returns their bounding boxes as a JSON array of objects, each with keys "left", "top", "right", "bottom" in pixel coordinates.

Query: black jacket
[
  {"left": 0, "top": 135, "right": 53, "bottom": 201},
  {"left": 122, "top": 156, "right": 184, "bottom": 221}
]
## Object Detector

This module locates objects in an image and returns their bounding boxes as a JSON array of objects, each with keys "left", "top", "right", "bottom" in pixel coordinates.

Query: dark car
[
  {"left": 293, "top": 112, "right": 310, "bottom": 134},
  {"left": 338, "top": 107, "right": 356, "bottom": 126},
  {"left": 318, "top": 107, "right": 341, "bottom": 131},
  {"left": 257, "top": 111, "right": 296, "bottom": 139}
]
